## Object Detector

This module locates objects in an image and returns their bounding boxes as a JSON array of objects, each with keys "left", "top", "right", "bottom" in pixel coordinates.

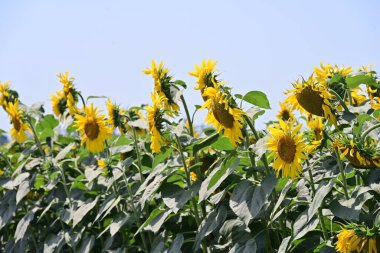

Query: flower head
[
  {"left": 51, "top": 90, "right": 67, "bottom": 117},
  {"left": 276, "top": 102, "right": 294, "bottom": 121},
  {"left": 147, "top": 93, "right": 167, "bottom": 153},
  {"left": 266, "top": 120, "right": 308, "bottom": 179},
  {"left": 201, "top": 85, "right": 244, "bottom": 146},
  {"left": 143, "top": 60, "right": 180, "bottom": 115},
  {"left": 6, "top": 100, "right": 30, "bottom": 143},
  {"left": 0, "top": 81, "right": 19, "bottom": 110},
  {"left": 189, "top": 59, "right": 218, "bottom": 98},
  {"left": 75, "top": 103, "right": 113, "bottom": 153}
]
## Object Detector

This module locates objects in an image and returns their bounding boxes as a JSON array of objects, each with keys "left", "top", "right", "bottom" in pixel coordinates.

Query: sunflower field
[{"left": 1, "top": 60, "right": 380, "bottom": 253}]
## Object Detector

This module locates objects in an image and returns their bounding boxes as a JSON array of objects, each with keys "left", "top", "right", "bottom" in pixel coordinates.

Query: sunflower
[
  {"left": 189, "top": 59, "right": 218, "bottom": 99},
  {"left": 276, "top": 102, "right": 294, "bottom": 121},
  {"left": 124, "top": 107, "right": 147, "bottom": 136},
  {"left": 314, "top": 63, "right": 353, "bottom": 86},
  {"left": 335, "top": 229, "right": 362, "bottom": 253},
  {"left": 6, "top": 100, "right": 30, "bottom": 143},
  {"left": 266, "top": 120, "right": 308, "bottom": 179},
  {"left": 0, "top": 81, "right": 18, "bottom": 110},
  {"left": 285, "top": 75, "right": 336, "bottom": 126},
  {"left": 74, "top": 103, "right": 112, "bottom": 153},
  {"left": 106, "top": 99, "right": 126, "bottom": 133},
  {"left": 57, "top": 71, "right": 79, "bottom": 115},
  {"left": 350, "top": 86, "right": 367, "bottom": 107},
  {"left": 335, "top": 138, "right": 380, "bottom": 169},
  {"left": 201, "top": 85, "right": 244, "bottom": 146},
  {"left": 147, "top": 93, "right": 167, "bottom": 153},
  {"left": 336, "top": 228, "right": 379, "bottom": 253},
  {"left": 51, "top": 90, "right": 67, "bottom": 117},
  {"left": 305, "top": 115, "right": 324, "bottom": 153},
  {"left": 143, "top": 60, "right": 180, "bottom": 115}
]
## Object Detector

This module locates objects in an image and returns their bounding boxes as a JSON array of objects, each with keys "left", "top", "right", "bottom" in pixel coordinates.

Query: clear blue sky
[{"left": 1, "top": 1, "right": 379, "bottom": 131}]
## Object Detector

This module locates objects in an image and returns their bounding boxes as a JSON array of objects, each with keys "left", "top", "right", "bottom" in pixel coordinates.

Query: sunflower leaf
[
  {"left": 346, "top": 74, "right": 379, "bottom": 89},
  {"left": 243, "top": 91, "right": 271, "bottom": 109}
]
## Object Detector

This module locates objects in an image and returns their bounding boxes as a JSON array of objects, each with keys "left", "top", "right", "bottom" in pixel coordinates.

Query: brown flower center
[
  {"left": 281, "top": 110, "right": 291, "bottom": 121},
  {"left": 212, "top": 100, "right": 234, "bottom": 129},
  {"left": 277, "top": 135, "right": 296, "bottom": 163},
  {"left": 84, "top": 117, "right": 100, "bottom": 140},
  {"left": 12, "top": 118, "right": 21, "bottom": 131},
  {"left": 296, "top": 86, "right": 325, "bottom": 116}
]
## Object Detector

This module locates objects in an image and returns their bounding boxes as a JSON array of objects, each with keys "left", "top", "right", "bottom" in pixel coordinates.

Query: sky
[{"left": 1, "top": 1, "right": 380, "bottom": 131}]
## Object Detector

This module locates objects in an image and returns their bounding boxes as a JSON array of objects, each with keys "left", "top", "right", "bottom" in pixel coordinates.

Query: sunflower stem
[
  {"left": 347, "top": 89, "right": 353, "bottom": 106},
  {"left": 334, "top": 148, "right": 350, "bottom": 200},
  {"left": 57, "top": 164, "right": 73, "bottom": 208},
  {"left": 306, "top": 161, "right": 328, "bottom": 240},
  {"left": 77, "top": 92, "right": 86, "bottom": 108},
  {"left": 243, "top": 128, "right": 257, "bottom": 180},
  {"left": 328, "top": 89, "right": 350, "bottom": 112},
  {"left": 26, "top": 117, "right": 45, "bottom": 159},
  {"left": 180, "top": 95, "right": 194, "bottom": 137},
  {"left": 175, "top": 135, "right": 207, "bottom": 253},
  {"left": 361, "top": 123, "right": 380, "bottom": 142},
  {"left": 243, "top": 114, "right": 271, "bottom": 174},
  {"left": 132, "top": 127, "right": 145, "bottom": 183}
]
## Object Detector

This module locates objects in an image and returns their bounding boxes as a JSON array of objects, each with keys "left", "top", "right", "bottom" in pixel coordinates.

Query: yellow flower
[
  {"left": 266, "top": 120, "right": 307, "bottom": 179},
  {"left": 335, "top": 229, "right": 362, "bottom": 253},
  {"left": 189, "top": 59, "right": 218, "bottom": 96},
  {"left": 201, "top": 85, "right": 244, "bottom": 146},
  {"left": 276, "top": 102, "right": 294, "bottom": 121},
  {"left": 51, "top": 90, "right": 67, "bottom": 117},
  {"left": 147, "top": 93, "right": 167, "bottom": 153},
  {"left": 57, "top": 71, "right": 79, "bottom": 115},
  {"left": 74, "top": 103, "right": 112, "bottom": 153},
  {"left": 97, "top": 159, "right": 107, "bottom": 169},
  {"left": 285, "top": 75, "right": 336, "bottom": 126},
  {"left": 106, "top": 99, "right": 126, "bottom": 133},
  {"left": 6, "top": 100, "right": 31, "bottom": 143},
  {"left": 335, "top": 139, "right": 380, "bottom": 169},
  {"left": 314, "top": 62, "right": 353, "bottom": 86},
  {"left": 0, "top": 81, "right": 10, "bottom": 109},
  {"left": 305, "top": 115, "right": 324, "bottom": 153},
  {"left": 350, "top": 87, "right": 367, "bottom": 107},
  {"left": 143, "top": 60, "right": 180, "bottom": 114},
  {"left": 0, "top": 168, "right": 3, "bottom": 176}
]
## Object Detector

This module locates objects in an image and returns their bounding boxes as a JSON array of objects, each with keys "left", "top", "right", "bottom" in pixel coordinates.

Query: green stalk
[
  {"left": 329, "top": 89, "right": 350, "bottom": 112},
  {"left": 334, "top": 148, "right": 350, "bottom": 200},
  {"left": 132, "top": 127, "right": 145, "bottom": 183},
  {"left": 175, "top": 135, "right": 207, "bottom": 253},
  {"left": 26, "top": 117, "right": 45, "bottom": 158},
  {"left": 361, "top": 123, "right": 380, "bottom": 142},
  {"left": 57, "top": 164, "right": 73, "bottom": 208},
  {"left": 180, "top": 95, "right": 194, "bottom": 137}
]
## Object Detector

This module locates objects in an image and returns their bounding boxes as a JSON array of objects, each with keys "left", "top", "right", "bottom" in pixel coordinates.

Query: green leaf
[
  {"left": 193, "top": 132, "right": 220, "bottom": 153},
  {"left": 211, "top": 136, "right": 235, "bottom": 151},
  {"left": 174, "top": 80, "right": 187, "bottom": 89},
  {"left": 34, "top": 174, "right": 45, "bottom": 190},
  {"left": 243, "top": 91, "right": 271, "bottom": 109},
  {"left": 86, "top": 95, "right": 107, "bottom": 102},
  {"left": 346, "top": 74, "right": 379, "bottom": 89},
  {"left": 353, "top": 114, "right": 373, "bottom": 136},
  {"left": 375, "top": 212, "right": 380, "bottom": 228},
  {"left": 153, "top": 148, "right": 173, "bottom": 168}
]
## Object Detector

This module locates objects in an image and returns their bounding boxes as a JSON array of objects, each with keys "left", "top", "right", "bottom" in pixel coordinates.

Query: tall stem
[
  {"left": 180, "top": 95, "right": 194, "bottom": 137},
  {"left": 361, "top": 123, "right": 380, "bottom": 142},
  {"left": 334, "top": 148, "right": 349, "bottom": 200},
  {"left": 26, "top": 117, "right": 45, "bottom": 158},
  {"left": 329, "top": 89, "right": 350, "bottom": 112},
  {"left": 132, "top": 127, "right": 145, "bottom": 183}
]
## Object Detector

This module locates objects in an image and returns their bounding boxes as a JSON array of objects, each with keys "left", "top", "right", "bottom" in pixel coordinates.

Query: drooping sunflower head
[
  {"left": 335, "top": 137, "right": 380, "bottom": 169},
  {"left": 74, "top": 103, "right": 113, "bottom": 153},
  {"left": 106, "top": 99, "right": 125, "bottom": 133},
  {"left": 201, "top": 85, "right": 245, "bottom": 146},
  {"left": 276, "top": 102, "right": 295, "bottom": 121},
  {"left": 6, "top": 100, "right": 30, "bottom": 144},
  {"left": 335, "top": 229, "right": 362, "bottom": 253},
  {"left": 147, "top": 92, "right": 167, "bottom": 153},
  {"left": 266, "top": 120, "right": 307, "bottom": 179},
  {"left": 143, "top": 60, "right": 180, "bottom": 115},
  {"left": 0, "top": 81, "right": 19, "bottom": 110},
  {"left": 51, "top": 90, "right": 67, "bottom": 117},
  {"left": 285, "top": 75, "right": 336, "bottom": 125},
  {"left": 124, "top": 106, "right": 147, "bottom": 136},
  {"left": 57, "top": 71, "right": 79, "bottom": 115},
  {"left": 189, "top": 59, "right": 219, "bottom": 96},
  {"left": 314, "top": 63, "right": 353, "bottom": 86}
]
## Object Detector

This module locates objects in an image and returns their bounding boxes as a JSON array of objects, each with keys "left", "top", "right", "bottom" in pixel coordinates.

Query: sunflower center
[
  {"left": 12, "top": 117, "right": 21, "bottom": 131},
  {"left": 281, "top": 110, "right": 291, "bottom": 121},
  {"left": 277, "top": 135, "right": 296, "bottom": 163},
  {"left": 212, "top": 100, "right": 234, "bottom": 129},
  {"left": 296, "top": 86, "right": 324, "bottom": 116},
  {"left": 84, "top": 117, "right": 100, "bottom": 140}
]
